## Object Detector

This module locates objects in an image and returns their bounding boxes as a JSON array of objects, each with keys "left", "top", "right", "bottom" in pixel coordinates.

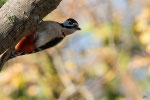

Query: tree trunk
[{"left": 0, "top": 0, "right": 62, "bottom": 55}]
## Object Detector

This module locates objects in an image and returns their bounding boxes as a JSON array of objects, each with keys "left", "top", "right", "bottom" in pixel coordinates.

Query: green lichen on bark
[{"left": 5, "top": 14, "right": 17, "bottom": 23}]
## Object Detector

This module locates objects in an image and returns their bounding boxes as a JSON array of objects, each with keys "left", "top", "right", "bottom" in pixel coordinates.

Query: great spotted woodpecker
[{"left": 6, "top": 18, "right": 81, "bottom": 60}]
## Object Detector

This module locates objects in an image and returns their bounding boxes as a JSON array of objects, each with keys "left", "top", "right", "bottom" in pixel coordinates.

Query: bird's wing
[{"left": 29, "top": 37, "right": 63, "bottom": 54}]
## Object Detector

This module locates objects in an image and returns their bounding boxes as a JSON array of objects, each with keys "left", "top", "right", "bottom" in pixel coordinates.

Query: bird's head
[{"left": 61, "top": 18, "right": 81, "bottom": 35}]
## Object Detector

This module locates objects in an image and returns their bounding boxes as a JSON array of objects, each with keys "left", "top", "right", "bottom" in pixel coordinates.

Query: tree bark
[{"left": 0, "top": 0, "right": 62, "bottom": 55}]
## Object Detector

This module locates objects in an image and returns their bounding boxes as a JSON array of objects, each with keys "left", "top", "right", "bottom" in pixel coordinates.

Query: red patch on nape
[{"left": 15, "top": 32, "right": 36, "bottom": 53}]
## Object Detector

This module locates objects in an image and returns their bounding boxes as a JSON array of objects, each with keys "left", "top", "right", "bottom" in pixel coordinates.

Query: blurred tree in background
[{"left": 1, "top": 0, "right": 150, "bottom": 100}]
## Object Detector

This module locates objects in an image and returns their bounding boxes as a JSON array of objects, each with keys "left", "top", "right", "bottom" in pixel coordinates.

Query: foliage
[{"left": 0, "top": 0, "right": 7, "bottom": 8}]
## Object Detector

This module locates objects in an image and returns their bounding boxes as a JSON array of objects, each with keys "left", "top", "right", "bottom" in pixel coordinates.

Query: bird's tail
[
  {"left": 0, "top": 50, "right": 25, "bottom": 71},
  {"left": 0, "top": 48, "right": 43, "bottom": 71},
  {"left": 1, "top": 49, "right": 38, "bottom": 62},
  {"left": 0, "top": 49, "right": 13, "bottom": 71},
  {"left": 8, "top": 52, "right": 25, "bottom": 60}
]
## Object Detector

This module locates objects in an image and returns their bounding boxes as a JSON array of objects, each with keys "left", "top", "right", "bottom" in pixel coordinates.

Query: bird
[{"left": 3, "top": 18, "right": 81, "bottom": 61}]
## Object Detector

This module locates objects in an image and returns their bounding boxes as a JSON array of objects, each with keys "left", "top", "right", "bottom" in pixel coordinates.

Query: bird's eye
[{"left": 69, "top": 21, "right": 73, "bottom": 25}]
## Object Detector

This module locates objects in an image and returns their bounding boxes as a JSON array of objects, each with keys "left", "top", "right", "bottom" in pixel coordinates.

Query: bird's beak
[{"left": 75, "top": 27, "right": 81, "bottom": 30}]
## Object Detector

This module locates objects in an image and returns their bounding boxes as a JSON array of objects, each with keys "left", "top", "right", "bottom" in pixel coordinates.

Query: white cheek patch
[{"left": 63, "top": 21, "right": 73, "bottom": 27}]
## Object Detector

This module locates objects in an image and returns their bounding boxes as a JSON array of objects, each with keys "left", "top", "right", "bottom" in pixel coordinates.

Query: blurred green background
[{"left": 1, "top": 0, "right": 150, "bottom": 100}]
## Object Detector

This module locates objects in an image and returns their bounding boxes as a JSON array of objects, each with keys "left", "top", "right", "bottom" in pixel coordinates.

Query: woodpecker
[{"left": 5, "top": 18, "right": 81, "bottom": 60}]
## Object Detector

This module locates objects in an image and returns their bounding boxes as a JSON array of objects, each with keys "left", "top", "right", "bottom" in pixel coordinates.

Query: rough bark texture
[{"left": 0, "top": 0, "right": 62, "bottom": 55}]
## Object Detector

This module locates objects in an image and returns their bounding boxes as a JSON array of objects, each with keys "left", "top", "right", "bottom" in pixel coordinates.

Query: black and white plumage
[{"left": 4, "top": 18, "right": 81, "bottom": 60}]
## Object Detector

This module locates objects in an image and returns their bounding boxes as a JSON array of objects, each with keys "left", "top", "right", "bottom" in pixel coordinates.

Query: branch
[{"left": 0, "top": 0, "right": 62, "bottom": 55}]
